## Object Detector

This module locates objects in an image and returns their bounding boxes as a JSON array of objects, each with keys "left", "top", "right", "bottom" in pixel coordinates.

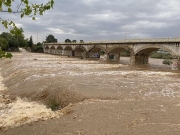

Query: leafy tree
[
  {"left": 65, "top": 39, "right": 71, "bottom": 43},
  {"left": 0, "top": 48, "right": 12, "bottom": 59},
  {"left": 37, "top": 42, "right": 43, "bottom": 46},
  {"left": 0, "top": 30, "right": 27, "bottom": 50},
  {"left": 80, "top": 40, "right": 84, "bottom": 43},
  {"left": 28, "top": 36, "right": 33, "bottom": 48},
  {"left": 0, "top": 37, "right": 8, "bottom": 50},
  {"left": 45, "top": 34, "right": 57, "bottom": 43},
  {"left": 0, "top": 32, "right": 18, "bottom": 49},
  {"left": 32, "top": 42, "right": 43, "bottom": 52},
  {"left": 0, "top": 0, "right": 54, "bottom": 59},
  {"left": 0, "top": 0, "right": 54, "bottom": 35},
  {"left": 72, "top": 40, "right": 76, "bottom": 43},
  {"left": 15, "top": 28, "right": 27, "bottom": 47}
]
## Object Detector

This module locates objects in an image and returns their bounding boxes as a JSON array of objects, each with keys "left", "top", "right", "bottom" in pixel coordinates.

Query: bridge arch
[
  {"left": 50, "top": 46, "right": 56, "bottom": 54},
  {"left": 87, "top": 45, "right": 106, "bottom": 58},
  {"left": 134, "top": 45, "right": 175, "bottom": 65},
  {"left": 45, "top": 46, "right": 49, "bottom": 49},
  {"left": 74, "top": 46, "right": 87, "bottom": 52},
  {"left": 64, "top": 46, "right": 73, "bottom": 51},
  {"left": 87, "top": 45, "right": 106, "bottom": 53},
  {"left": 74, "top": 46, "right": 87, "bottom": 57},
  {"left": 64, "top": 46, "right": 73, "bottom": 56},
  {"left": 44, "top": 46, "right": 49, "bottom": 53},
  {"left": 56, "top": 46, "right": 63, "bottom": 55},
  {"left": 57, "top": 46, "right": 63, "bottom": 50},
  {"left": 135, "top": 45, "right": 175, "bottom": 56},
  {"left": 107, "top": 46, "right": 133, "bottom": 62},
  {"left": 108, "top": 46, "right": 133, "bottom": 54}
]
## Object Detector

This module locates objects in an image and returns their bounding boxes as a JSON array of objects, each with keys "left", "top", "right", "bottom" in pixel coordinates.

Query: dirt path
[{"left": 0, "top": 50, "right": 180, "bottom": 135}]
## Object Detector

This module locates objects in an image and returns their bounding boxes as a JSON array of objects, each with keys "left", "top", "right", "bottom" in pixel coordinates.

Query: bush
[
  {"left": 162, "top": 59, "right": 172, "bottom": 65},
  {"left": 150, "top": 52, "right": 172, "bottom": 59},
  {"left": 120, "top": 50, "right": 130, "bottom": 57},
  {"left": 48, "top": 98, "right": 60, "bottom": 111},
  {"left": 0, "top": 49, "right": 13, "bottom": 59},
  {"left": 31, "top": 45, "right": 43, "bottom": 52}
]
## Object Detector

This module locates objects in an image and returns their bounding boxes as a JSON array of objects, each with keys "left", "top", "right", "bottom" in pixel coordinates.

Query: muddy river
[{"left": 0, "top": 49, "right": 180, "bottom": 135}]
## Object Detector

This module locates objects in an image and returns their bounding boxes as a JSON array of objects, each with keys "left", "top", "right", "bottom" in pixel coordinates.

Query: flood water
[{"left": 0, "top": 49, "right": 180, "bottom": 134}]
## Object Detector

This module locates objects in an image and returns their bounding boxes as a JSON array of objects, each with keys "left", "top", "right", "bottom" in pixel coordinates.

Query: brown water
[{"left": 0, "top": 49, "right": 180, "bottom": 134}]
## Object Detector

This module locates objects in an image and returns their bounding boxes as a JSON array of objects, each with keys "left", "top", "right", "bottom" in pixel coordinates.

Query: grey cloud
[{"left": 1, "top": 0, "right": 180, "bottom": 42}]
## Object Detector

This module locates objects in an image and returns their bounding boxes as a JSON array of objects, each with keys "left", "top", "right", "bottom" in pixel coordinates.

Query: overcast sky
[{"left": 1, "top": 0, "right": 180, "bottom": 43}]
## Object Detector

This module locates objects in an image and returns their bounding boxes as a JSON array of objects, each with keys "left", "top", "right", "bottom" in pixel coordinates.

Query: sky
[{"left": 1, "top": 0, "right": 180, "bottom": 43}]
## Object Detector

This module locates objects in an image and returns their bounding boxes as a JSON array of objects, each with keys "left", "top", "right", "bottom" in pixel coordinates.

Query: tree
[
  {"left": 0, "top": 0, "right": 54, "bottom": 59},
  {"left": 15, "top": 28, "right": 27, "bottom": 48},
  {"left": 28, "top": 36, "right": 33, "bottom": 48},
  {"left": 0, "top": 48, "right": 12, "bottom": 59},
  {"left": 72, "top": 40, "right": 76, "bottom": 43},
  {"left": 33, "top": 42, "right": 43, "bottom": 52},
  {"left": 0, "top": 37, "right": 8, "bottom": 50},
  {"left": 0, "top": 0, "right": 54, "bottom": 35},
  {"left": 0, "top": 30, "right": 27, "bottom": 50},
  {"left": 65, "top": 39, "right": 71, "bottom": 43},
  {"left": 45, "top": 34, "right": 57, "bottom": 43},
  {"left": 80, "top": 40, "right": 84, "bottom": 43},
  {"left": 0, "top": 32, "right": 19, "bottom": 50}
]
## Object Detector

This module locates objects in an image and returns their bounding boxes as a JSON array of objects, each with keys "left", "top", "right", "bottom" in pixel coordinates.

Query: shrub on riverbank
[
  {"left": 150, "top": 52, "right": 172, "bottom": 59},
  {"left": 162, "top": 59, "right": 172, "bottom": 65}
]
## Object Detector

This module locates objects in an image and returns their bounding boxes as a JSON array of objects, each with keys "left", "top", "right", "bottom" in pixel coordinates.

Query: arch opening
[
  {"left": 74, "top": 47, "right": 86, "bottom": 58},
  {"left": 56, "top": 46, "right": 63, "bottom": 55},
  {"left": 44, "top": 46, "right": 49, "bottom": 53},
  {"left": 64, "top": 46, "right": 73, "bottom": 56},
  {"left": 108, "top": 47, "right": 132, "bottom": 64},
  {"left": 50, "top": 46, "right": 56, "bottom": 54},
  {"left": 135, "top": 47, "right": 173, "bottom": 68},
  {"left": 88, "top": 47, "right": 104, "bottom": 58},
  {"left": 57, "top": 46, "right": 63, "bottom": 50}
]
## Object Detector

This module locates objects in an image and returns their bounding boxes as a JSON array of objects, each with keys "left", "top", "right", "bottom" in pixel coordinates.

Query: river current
[{"left": 0, "top": 49, "right": 180, "bottom": 132}]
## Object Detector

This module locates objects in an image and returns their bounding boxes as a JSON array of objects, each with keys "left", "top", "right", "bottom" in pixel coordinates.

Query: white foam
[{"left": 0, "top": 69, "right": 63, "bottom": 130}]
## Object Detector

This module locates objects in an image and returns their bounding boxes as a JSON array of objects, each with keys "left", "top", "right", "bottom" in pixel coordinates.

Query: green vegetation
[
  {"left": 48, "top": 98, "right": 60, "bottom": 111},
  {"left": 0, "top": 37, "right": 8, "bottom": 50},
  {"left": 0, "top": 30, "right": 28, "bottom": 51},
  {"left": 72, "top": 40, "right": 77, "bottom": 43},
  {"left": 28, "top": 36, "right": 33, "bottom": 48},
  {"left": 0, "top": 0, "right": 54, "bottom": 59},
  {"left": 150, "top": 51, "right": 173, "bottom": 65},
  {"left": 163, "top": 59, "right": 173, "bottom": 65},
  {"left": 120, "top": 50, "right": 130, "bottom": 57},
  {"left": 0, "top": 0, "right": 54, "bottom": 35},
  {"left": 0, "top": 48, "right": 12, "bottom": 59},
  {"left": 65, "top": 39, "right": 71, "bottom": 43},
  {"left": 31, "top": 42, "right": 43, "bottom": 52},
  {"left": 150, "top": 51, "right": 172, "bottom": 59},
  {"left": 45, "top": 34, "right": 58, "bottom": 43},
  {"left": 64, "top": 39, "right": 84, "bottom": 43},
  {"left": 80, "top": 40, "right": 84, "bottom": 43},
  {"left": 99, "top": 50, "right": 105, "bottom": 55}
]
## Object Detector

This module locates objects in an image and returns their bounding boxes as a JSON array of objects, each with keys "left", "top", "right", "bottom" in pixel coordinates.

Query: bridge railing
[{"left": 44, "top": 37, "right": 180, "bottom": 44}]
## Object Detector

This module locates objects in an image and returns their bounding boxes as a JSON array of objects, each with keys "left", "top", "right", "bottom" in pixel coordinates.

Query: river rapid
[{"left": 0, "top": 49, "right": 180, "bottom": 135}]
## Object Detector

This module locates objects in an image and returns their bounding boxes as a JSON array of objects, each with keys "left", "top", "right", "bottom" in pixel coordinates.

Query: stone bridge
[{"left": 43, "top": 38, "right": 180, "bottom": 70}]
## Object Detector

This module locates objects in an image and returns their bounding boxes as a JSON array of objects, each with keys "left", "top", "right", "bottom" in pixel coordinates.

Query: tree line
[
  {"left": 0, "top": 0, "right": 54, "bottom": 59},
  {"left": 0, "top": 32, "right": 85, "bottom": 54},
  {"left": 44, "top": 34, "right": 84, "bottom": 43}
]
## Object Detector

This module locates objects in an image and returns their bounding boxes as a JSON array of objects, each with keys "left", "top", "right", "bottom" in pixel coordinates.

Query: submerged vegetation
[{"left": 48, "top": 98, "right": 60, "bottom": 111}]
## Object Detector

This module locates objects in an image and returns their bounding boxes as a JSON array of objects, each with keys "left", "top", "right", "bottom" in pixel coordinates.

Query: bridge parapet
[{"left": 44, "top": 37, "right": 180, "bottom": 45}]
